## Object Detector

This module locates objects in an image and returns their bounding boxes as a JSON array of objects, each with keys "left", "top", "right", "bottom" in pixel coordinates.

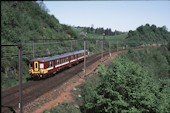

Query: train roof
[{"left": 31, "top": 50, "right": 87, "bottom": 62}]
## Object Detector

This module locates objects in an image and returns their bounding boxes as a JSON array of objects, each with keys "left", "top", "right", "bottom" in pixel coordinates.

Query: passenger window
[
  {"left": 48, "top": 62, "right": 53, "bottom": 67},
  {"left": 48, "top": 62, "right": 50, "bottom": 67},
  {"left": 51, "top": 62, "right": 53, "bottom": 67},
  {"left": 56, "top": 60, "right": 58, "bottom": 65}
]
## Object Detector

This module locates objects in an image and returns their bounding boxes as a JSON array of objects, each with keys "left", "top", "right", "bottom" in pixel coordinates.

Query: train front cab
[{"left": 29, "top": 61, "right": 48, "bottom": 78}]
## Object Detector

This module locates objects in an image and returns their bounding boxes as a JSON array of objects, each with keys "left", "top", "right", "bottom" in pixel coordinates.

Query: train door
[{"left": 34, "top": 61, "right": 39, "bottom": 71}]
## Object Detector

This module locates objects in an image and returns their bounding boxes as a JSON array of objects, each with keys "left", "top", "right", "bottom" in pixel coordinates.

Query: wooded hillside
[
  {"left": 1, "top": 1, "right": 78, "bottom": 44},
  {"left": 126, "top": 24, "right": 170, "bottom": 46}
]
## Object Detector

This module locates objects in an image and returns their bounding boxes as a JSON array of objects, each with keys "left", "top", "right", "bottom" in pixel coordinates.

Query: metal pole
[
  {"left": 75, "top": 40, "right": 78, "bottom": 50},
  {"left": 18, "top": 44, "right": 23, "bottom": 113},
  {"left": 70, "top": 40, "right": 73, "bottom": 51},
  {"left": 116, "top": 41, "right": 118, "bottom": 51},
  {"left": 101, "top": 34, "right": 104, "bottom": 61},
  {"left": 96, "top": 40, "right": 98, "bottom": 47},
  {"left": 84, "top": 38, "right": 86, "bottom": 75},
  {"left": 32, "top": 40, "right": 35, "bottom": 58},
  {"left": 109, "top": 41, "right": 111, "bottom": 56}
]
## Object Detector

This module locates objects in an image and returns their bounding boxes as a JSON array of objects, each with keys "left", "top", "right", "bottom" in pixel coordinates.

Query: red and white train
[{"left": 29, "top": 50, "right": 89, "bottom": 78}]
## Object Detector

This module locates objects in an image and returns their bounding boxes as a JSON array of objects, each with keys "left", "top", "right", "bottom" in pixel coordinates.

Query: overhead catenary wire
[{"left": 1, "top": 39, "right": 163, "bottom": 60}]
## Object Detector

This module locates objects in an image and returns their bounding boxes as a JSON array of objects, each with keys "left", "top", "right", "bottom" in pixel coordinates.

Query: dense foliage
[
  {"left": 1, "top": 1, "right": 79, "bottom": 44},
  {"left": 121, "top": 47, "right": 170, "bottom": 78},
  {"left": 126, "top": 24, "right": 170, "bottom": 46}
]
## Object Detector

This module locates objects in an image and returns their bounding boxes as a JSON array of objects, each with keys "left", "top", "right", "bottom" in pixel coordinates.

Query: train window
[
  {"left": 48, "top": 61, "right": 53, "bottom": 67},
  {"left": 57, "top": 60, "right": 59, "bottom": 65},
  {"left": 71, "top": 56, "right": 73, "bottom": 60},
  {"left": 56, "top": 60, "right": 59, "bottom": 65},
  {"left": 35, "top": 63, "right": 37, "bottom": 68},
  {"left": 48, "top": 62, "right": 50, "bottom": 67},
  {"left": 55, "top": 60, "right": 57, "bottom": 65},
  {"left": 40, "top": 63, "right": 44, "bottom": 68},
  {"left": 51, "top": 61, "right": 53, "bottom": 67}
]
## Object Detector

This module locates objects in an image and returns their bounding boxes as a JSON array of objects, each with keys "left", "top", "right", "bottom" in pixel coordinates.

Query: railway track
[{"left": 1, "top": 46, "right": 159, "bottom": 113}]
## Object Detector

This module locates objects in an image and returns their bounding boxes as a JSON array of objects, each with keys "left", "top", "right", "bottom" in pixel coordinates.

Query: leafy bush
[{"left": 81, "top": 47, "right": 170, "bottom": 113}]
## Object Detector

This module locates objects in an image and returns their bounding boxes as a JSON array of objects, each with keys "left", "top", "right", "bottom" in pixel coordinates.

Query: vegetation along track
[{"left": 1, "top": 46, "right": 159, "bottom": 113}]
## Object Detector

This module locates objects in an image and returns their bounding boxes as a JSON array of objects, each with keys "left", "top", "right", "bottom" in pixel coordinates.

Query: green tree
[{"left": 83, "top": 58, "right": 162, "bottom": 113}]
